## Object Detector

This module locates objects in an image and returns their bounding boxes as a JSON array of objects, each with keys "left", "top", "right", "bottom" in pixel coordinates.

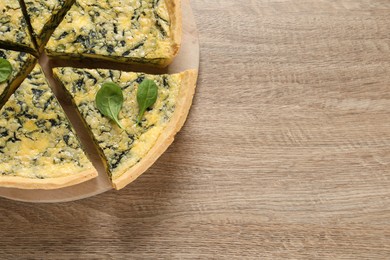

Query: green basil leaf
[
  {"left": 136, "top": 79, "right": 158, "bottom": 124},
  {"left": 0, "top": 58, "right": 12, "bottom": 83},
  {"left": 95, "top": 82, "right": 124, "bottom": 129}
]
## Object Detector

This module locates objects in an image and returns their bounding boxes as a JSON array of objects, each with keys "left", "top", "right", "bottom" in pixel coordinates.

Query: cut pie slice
[
  {"left": 53, "top": 67, "right": 197, "bottom": 189},
  {"left": 0, "top": 48, "right": 36, "bottom": 108},
  {"left": 22, "top": 0, "right": 75, "bottom": 51},
  {"left": 0, "top": 0, "right": 36, "bottom": 53},
  {"left": 46, "top": 0, "right": 182, "bottom": 67},
  {"left": 0, "top": 64, "right": 98, "bottom": 189}
]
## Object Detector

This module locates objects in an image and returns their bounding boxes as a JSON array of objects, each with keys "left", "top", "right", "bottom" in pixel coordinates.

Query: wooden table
[{"left": 1, "top": 0, "right": 390, "bottom": 258}]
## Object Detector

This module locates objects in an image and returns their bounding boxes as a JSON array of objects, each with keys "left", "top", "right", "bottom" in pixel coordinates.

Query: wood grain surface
[{"left": 1, "top": 0, "right": 390, "bottom": 258}]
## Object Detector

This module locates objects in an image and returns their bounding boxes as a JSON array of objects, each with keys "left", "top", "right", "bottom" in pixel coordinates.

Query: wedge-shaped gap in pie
[
  {"left": 0, "top": 0, "right": 36, "bottom": 54},
  {"left": 46, "top": 0, "right": 182, "bottom": 68},
  {"left": 0, "top": 48, "right": 36, "bottom": 109},
  {"left": 20, "top": 0, "right": 76, "bottom": 52},
  {"left": 53, "top": 67, "right": 197, "bottom": 190},
  {"left": 49, "top": 54, "right": 171, "bottom": 76},
  {"left": 0, "top": 64, "right": 98, "bottom": 189}
]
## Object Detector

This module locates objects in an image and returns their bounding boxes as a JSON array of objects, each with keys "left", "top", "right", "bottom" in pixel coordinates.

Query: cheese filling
[
  {"left": 0, "top": 0, "right": 35, "bottom": 51},
  {"left": 54, "top": 67, "right": 182, "bottom": 180},
  {"left": 0, "top": 65, "right": 94, "bottom": 179},
  {"left": 46, "top": 0, "right": 175, "bottom": 65}
]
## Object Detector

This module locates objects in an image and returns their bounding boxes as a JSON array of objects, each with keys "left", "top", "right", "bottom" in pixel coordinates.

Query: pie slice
[
  {"left": 0, "top": 48, "right": 36, "bottom": 108},
  {"left": 53, "top": 67, "right": 197, "bottom": 189},
  {"left": 0, "top": 64, "right": 98, "bottom": 189},
  {"left": 22, "top": 0, "right": 75, "bottom": 51},
  {"left": 46, "top": 0, "right": 182, "bottom": 67},
  {"left": 0, "top": 0, "right": 36, "bottom": 53}
]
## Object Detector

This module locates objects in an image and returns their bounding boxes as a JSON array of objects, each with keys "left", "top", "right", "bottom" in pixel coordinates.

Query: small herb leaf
[
  {"left": 136, "top": 79, "right": 158, "bottom": 124},
  {"left": 0, "top": 58, "right": 12, "bottom": 83},
  {"left": 95, "top": 82, "right": 124, "bottom": 129}
]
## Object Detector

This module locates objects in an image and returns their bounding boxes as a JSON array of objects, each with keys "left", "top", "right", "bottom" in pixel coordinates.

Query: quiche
[
  {"left": 0, "top": 0, "right": 196, "bottom": 192},
  {"left": 0, "top": 48, "right": 36, "bottom": 108},
  {"left": 53, "top": 67, "right": 196, "bottom": 189},
  {"left": 46, "top": 0, "right": 182, "bottom": 67},
  {"left": 0, "top": 0, "right": 36, "bottom": 53},
  {"left": 0, "top": 64, "right": 98, "bottom": 189},
  {"left": 22, "top": 0, "right": 75, "bottom": 51}
]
